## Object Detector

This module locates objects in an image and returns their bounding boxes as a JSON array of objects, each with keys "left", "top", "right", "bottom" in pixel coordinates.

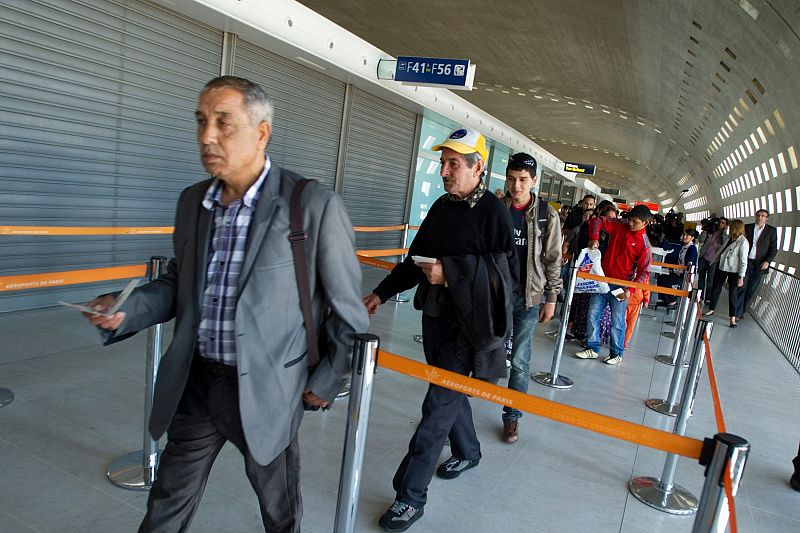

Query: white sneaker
[
  {"left": 604, "top": 355, "right": 622, "bottom": 365},
  {"left": 575, "top": 348, "right": 599, "bottom": 359}
]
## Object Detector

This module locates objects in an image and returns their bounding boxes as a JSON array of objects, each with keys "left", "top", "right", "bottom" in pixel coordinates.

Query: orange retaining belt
[
  {"left": 1, "top": 226, "right": 174, "bottom": 235},
  {"left": 4, "top": 224, "right": 416, "bottom": 235},
  {"left": 577, "top": 271, "right": 689, "bottom": 297},
  {"left": 0, "top": 265, "right": 146, "bottom": 292},
  {"left": 378, "top": 350, "right": 704, "bottom": 460},
  {"left": 355, "top": 248, "right": 408, "bottom": 258},
  {"left": 698, "top": 303, "right": 737, "bottom": 533},
  {"left": 353, "top": 225, "right": 407, "bottom": 232},
  {"left": 652, "top": 261, "right": 688, "bottom": 270},
  {"left": 356, "top": 255, "right": 396, "bottom": 271}
]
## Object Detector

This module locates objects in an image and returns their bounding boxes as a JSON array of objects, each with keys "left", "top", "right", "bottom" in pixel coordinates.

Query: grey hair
[
  {"left": 464, "top": 151, "right": 484, "bottom": 167},
  {"left": 463, "top": 151, "right": 486, "bottom": 176},
  {"left": 202, "top": 76, "right": 274, "bottom": 127}
]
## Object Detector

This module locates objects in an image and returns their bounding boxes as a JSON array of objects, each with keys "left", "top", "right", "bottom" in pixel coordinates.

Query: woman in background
[{"left": 704, "top": 219, "right": 749, "bottom": 327}]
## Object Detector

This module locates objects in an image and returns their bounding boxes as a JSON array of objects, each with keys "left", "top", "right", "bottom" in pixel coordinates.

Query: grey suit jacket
[{"left": 106, "top": 163, "right": 369, "bottom": 465}]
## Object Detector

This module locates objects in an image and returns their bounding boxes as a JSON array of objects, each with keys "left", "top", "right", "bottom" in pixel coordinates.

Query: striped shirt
[{"left": 196, "top": 160, "right": 271, "bottom": 366}]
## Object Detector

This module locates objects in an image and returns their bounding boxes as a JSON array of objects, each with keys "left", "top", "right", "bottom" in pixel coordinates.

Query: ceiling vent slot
[
  {"left": 752, "top": 77, "right": 765, "bottom": 94},
  {"left": 745, "top": 89, "right": 758, "bottom": 105},
  {"left": 712, "top": 83, "right": 721, "bottom": 92},
  {"left": 720, "top": 61, "right": 731, "bottom": 72},
  {"left": 725, "top": 47, "right": 737, "bottom": 60},
  {"left": 690, "top": 36, "right": 699, "bottom": 44},
  {"left": 688, "top": 49, "right": 697, "bottom": 57},
  {"left": 715, "top": 73, "right": 726, "bottom": 83},
  {"left": 692, "top": 20, "right": 703, "bottom": 30}
]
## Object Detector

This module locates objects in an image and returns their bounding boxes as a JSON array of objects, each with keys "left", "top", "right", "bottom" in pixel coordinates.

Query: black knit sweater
[{"left": 373, "top": 190, "right": 519, "bottom": 304}]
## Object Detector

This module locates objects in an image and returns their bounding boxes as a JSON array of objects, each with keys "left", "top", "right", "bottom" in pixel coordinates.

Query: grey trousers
[{"left": 139, "top": 361, "right": 302, "bottom": 533}]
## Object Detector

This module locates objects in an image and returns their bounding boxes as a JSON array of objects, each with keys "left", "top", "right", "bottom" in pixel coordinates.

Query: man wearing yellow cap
[{"left": 363, "top": 127, "right": 517, "bottom": 531}]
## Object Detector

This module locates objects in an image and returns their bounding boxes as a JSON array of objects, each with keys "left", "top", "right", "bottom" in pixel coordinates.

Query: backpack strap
[
  {"left": 536, "top": 197, "right": 550, "bottom": 257},
  {"left": 288, "top": 178, "right": 320, "bottom": 368}
]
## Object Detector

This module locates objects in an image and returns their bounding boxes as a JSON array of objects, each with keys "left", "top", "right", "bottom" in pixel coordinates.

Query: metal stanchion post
[
  {"left": 646, "top": 290, "right": 700, "bottom": 416},
  {"left": 334, "top": 334, "right": 380, "bottom": 533},
  {"left": 661, "top": 264, "right": 694, "bottom": 338},
  {"left": 631, "top": 321, "right": 713, "bottom": 514},
  {"left": 655, "top": 269, "right": 695, "bottom": 366},
  {"left": 107, "top": 256, "right": 167, "bottom": 490},
  {"left": 0, "top": 388, "right": 13, "bottom": 408},
  {"left": 691, "top": 433, "right": 750, "bottom": 533},
  {"left": 388, "top": 224, "right": 410, "bottom": 304},
  {"left": 532, "top": 261, "right": 575, "bottom": 389}
]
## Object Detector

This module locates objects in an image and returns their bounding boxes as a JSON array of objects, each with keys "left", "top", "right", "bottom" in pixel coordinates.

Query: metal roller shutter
[
  {"left": 0, "top": 0, "right": 222, "bottom": 311},
  {"left": 341, "top": 88, "right": 417, "bottom": 251},
  {"left": 233, "top": 40, "right": 345, "bottom": 190}
]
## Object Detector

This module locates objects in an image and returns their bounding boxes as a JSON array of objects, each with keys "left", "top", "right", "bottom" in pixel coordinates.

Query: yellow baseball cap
[{"left": 432, "top": 127, "right": 488, "bottom": 163}]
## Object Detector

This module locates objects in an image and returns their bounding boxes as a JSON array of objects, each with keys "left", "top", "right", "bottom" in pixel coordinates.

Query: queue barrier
[
  {"left": 107, "top": 257, "right": 167, "bottom": 490},
  {"left": 0, "top": 222, "right": 417, "bottom": 292},
  {"left": 3, "top": 223, "right": 420, "bottom": 235},
  {"left": 530, "top": 263, "right": 742, "bottom": 527},
  {"left": 355, "top": 248, "right": 408, "bottom": 258},
  {"left": 0, "top": 265, "right": 147, "bottom": 292},
  {"left": 335, "top": 341, "right": 746, "bottom": 533},
  {"left": 653, "top": 260, "right": 689, "bottom": 271},
  {"left": 1, "top": 225, "right": 744, "bottom": 531},
  {"left": 535, "top": 265, "right": 693, "bottom": 390},
  {"left": 352, "top": 224, "right": 417, "bottom": 303},
  {"left": 0, "top": 226, "right": 174, "bottom": 235}
]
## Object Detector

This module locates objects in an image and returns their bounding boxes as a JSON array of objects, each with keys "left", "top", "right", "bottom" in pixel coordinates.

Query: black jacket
[
  {"left": 744, "top": 223, "right": 778, "bottom": 272},
  {"left": 441, "top": 253, "right": 513, "bottom": 380}
]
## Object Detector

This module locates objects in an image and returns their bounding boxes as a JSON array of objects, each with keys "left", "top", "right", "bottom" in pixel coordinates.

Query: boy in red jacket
[{"left": 575, "top": 204, "right": 652, "bottom": 364}]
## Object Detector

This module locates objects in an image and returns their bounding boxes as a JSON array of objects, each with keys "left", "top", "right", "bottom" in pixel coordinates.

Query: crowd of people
[{"left": 74, "top": 75, "right": 782, "bottom": 533}]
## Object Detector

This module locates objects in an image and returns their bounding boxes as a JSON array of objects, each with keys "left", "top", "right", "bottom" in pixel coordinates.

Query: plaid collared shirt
[
  {"left": 446, "top": 179, "right": 487, "bottom": 208},
  {"left": 196, "top": 160, "right": 271, "bottom": 366}
]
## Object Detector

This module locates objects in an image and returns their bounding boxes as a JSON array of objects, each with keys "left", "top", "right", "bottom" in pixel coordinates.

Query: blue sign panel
[{"left": 395, "top": 56, "right": 471, "bottom": 87}]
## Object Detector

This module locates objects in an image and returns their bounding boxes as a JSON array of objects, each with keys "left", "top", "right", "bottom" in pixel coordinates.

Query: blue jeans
[
  {"left": 503, "top": 295, "right": 540, "bottom": 422},
  {"left": 586, "top": 286, "right": 627, "bottom": 356}
]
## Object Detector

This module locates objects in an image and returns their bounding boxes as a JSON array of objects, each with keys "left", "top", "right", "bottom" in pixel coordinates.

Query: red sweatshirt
[{"left": 588, "top": 217, "right": 652, "bottom": 284}]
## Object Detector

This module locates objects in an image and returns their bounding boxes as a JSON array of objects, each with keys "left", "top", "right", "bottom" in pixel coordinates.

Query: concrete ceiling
[{"left": 297, "top": 0, "right": 800, "bottom": 210}]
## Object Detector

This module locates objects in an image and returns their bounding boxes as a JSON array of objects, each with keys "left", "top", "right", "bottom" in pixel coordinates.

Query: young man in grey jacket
[{"left": 501, "top": 153, "right": 563, "bottom": 443}]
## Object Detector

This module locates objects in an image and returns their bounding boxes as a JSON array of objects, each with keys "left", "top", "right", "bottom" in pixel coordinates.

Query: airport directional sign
[{"left": 394, "top": 56, "right": 475, "bottom": 90}]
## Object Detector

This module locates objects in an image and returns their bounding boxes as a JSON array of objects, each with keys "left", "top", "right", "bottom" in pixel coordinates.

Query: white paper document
[
  {"left": 411, "top": 255, "right": 437, "bottom": 264},
  {"left": 58, "top": 279, "right": 139, "bottom": 316}
]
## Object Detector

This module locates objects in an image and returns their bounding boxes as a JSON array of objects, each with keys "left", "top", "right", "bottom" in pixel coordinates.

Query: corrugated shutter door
[
  {"left": 341, "top": 88, "right": 417, "bottom": 251},
  {"left": 0, "top": 0, "right": 222, "bottom": 311},
  {"left": 234, "top": 40, "right": 345, "bottom": 190}
]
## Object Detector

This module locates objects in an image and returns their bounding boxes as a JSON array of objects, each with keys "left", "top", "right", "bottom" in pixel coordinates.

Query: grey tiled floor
[{"left": 1, "top": 268, "right": 799, "bottom": 532}]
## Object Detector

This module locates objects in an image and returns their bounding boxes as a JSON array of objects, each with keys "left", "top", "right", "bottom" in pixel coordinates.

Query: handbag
[{"left": 574, "top": 247, "right": 610, "bottom": 294}]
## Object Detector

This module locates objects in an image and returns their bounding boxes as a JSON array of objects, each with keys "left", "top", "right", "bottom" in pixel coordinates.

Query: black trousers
[
  {"left": 707, "top": 268, "right": 744, "bottom": 318},
  {"left": 139, "top": 360, "right": 302, "bottom": 533},
  {"left": 657, "top": 272, "right": 682, "bottom": 306},
  {"left": 741, "top": 259, "right": 766, "bottom": 314},
  {"left": 392, "top": 315, "right": 481, "bottom": 509},
  {"left": 697, "top": 256, "right": 717, "bottom": 302}
]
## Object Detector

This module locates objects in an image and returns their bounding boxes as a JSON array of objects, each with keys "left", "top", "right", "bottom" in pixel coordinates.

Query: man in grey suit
[
  {"left": 741, "top": 209, "right": 778, "bottom": 317},
  {"left": 84, "top": 76, "right": 368, "bottom": 532}
]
